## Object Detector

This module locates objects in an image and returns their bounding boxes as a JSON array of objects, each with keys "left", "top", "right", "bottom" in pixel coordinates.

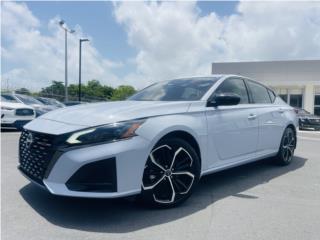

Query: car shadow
[{"left": 19, "top": 156, "right": 307, "bottom": 233}]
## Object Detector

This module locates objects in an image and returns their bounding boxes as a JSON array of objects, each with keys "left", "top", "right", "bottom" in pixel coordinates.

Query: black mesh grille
[
  {"left": 15, "top": 109, "right": 34, "bottom": 116},
  {"left": 19, "top": 130, "right": 56, "bottom": 185}
]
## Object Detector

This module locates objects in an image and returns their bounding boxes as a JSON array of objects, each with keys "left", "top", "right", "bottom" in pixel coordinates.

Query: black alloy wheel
[
  {"left": 275, "top": 127, "right": 296, "bottom": 165},
  {"left": 141, "top": 138, "right": 200, "bottom": 207}
]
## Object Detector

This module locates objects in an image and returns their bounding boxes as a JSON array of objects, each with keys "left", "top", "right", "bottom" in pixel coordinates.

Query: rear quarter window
[
  {"left": 246, "top": 80, "right": 272, "bottom": 104},
  {"left": 267, "top": 89, "right": 276, "bottom": 103}
]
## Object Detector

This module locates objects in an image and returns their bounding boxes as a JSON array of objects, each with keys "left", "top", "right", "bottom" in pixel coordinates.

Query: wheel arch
[{"left": 157, "top": 130, "right": 202, "bottom": 167}]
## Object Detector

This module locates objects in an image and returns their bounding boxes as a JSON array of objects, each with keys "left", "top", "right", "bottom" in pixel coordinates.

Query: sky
[{"left": 1, "top": 1, "right": 320, "bottom": 91}]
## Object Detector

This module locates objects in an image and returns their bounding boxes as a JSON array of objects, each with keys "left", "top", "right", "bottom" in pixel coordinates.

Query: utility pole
[
  {"left": 6, "top": 78, "right": 9, "bottom": 91},
  {"left": 78, "top": 39, "right": 89, "bottom": 102},
  {"left": 59, "top": 20, "right": 75, "bottom": 102}
]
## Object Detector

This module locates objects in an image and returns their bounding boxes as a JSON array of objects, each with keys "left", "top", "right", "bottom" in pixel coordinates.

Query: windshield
[
  {"left": 15, "top": 94, "right": 43, "bottom": 105},
  {"left": 38, "top": 97, "right": 64, "bottom": 107},
  {"left": 1, "top": 94, "right": 19, "bottom": 103},
  {"left": 129, "top": 77, "right": 220, "bottom": 101}
]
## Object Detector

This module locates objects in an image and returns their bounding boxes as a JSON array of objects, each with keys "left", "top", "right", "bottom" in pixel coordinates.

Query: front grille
[
  {"left": 15, "top": 108, "right": 34, "bottom": 116},
  {"left": 19, "top": 130, "right": 56, "bottom": 185}
]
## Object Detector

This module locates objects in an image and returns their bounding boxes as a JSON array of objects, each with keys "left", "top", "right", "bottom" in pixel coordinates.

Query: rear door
[
  {"left": 245, "top": 80, "right": 285, "bottom": 155},
  {"left": 206, "top": 78, "right": 259, "bottom": 166}
]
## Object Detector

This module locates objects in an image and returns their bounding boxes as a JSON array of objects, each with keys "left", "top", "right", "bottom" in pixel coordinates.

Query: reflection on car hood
[{"left": 37, "top": 101, "right": 192, "bottom": 127}]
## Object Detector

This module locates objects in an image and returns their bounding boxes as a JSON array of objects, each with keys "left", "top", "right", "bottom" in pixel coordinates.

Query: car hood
[
  {"left": 30, "top": 104, "right": 52, "bottom": 111},
  {"left": 0, "top": 101, "right": 34, "bottom": 109},
  {"left": 25, "top": 101, "right": 192, "bottom": 134}
]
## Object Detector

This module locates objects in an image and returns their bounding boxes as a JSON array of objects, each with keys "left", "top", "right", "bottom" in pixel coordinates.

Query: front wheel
[
  {"left": 274, "top": 127, "right": 296, "bottom": 165},
  {"left": 141, "top": 138, "right": 200, "bottom": 208}
]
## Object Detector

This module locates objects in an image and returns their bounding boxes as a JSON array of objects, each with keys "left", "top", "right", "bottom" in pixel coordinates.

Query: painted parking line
[{"left": 298, "top": 130, "right": 320, "bottom": 135}]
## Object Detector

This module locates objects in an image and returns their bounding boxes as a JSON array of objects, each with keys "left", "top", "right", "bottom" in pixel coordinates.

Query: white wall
[{"left": 212, "top": 60, "right": 320, "bottom": 113}]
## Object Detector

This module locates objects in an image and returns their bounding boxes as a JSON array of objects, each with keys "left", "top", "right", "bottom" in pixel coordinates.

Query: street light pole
[
  {"left": 64, "top": 29, "right": 68, "bottom": 101},
  {"left": 79, "top": 39, "right": 89, "bottom": 102},
  {"left": 59, "top": 20, "right": 75, "bottom": 102}
]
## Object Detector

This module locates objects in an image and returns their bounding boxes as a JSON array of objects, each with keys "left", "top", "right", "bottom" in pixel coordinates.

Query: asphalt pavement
[{"left": 1, "top": 130, "right": 320, "bottom": 240}]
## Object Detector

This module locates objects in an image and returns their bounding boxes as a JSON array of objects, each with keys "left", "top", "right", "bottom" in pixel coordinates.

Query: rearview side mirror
[{"left": 207, "top": 93, "right": 241, "bottom": 107}]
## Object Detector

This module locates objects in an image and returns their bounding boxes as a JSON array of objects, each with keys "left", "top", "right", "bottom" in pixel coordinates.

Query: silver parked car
[{"left": 19, "top": 75, "right": 298, "bottom": 207}]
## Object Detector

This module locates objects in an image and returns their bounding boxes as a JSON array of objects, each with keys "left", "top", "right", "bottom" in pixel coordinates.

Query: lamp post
[
  {"left": 59, "top": 20, "right": 75, "bottom": 102},
  {"left": 78, "top": 39, "right": 89, "bottom": 102}
]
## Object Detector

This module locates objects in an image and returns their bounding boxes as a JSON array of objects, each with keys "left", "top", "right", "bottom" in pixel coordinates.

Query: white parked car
[
  {"left": 1, "top": 96, "right": 35, "bottom": 130},
  {"left": 2, "top": 93, "right": 53, "bottom": 117},
  {"left": 19, "top": 75, "right": 298, "bottom": 207}
]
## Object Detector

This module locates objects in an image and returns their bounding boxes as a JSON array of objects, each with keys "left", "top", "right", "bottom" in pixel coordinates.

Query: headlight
[
  {"left": 1, "top": 106, "right": 14, "bottom": 110},
  {"left": 66, "top": 119, "right": 146, "bottom": 146},
  {"left": 300, "top": 118, "right": 306, "bottom": 122}
]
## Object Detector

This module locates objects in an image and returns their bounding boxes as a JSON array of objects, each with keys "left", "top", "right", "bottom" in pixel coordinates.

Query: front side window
[
  {"left": 214, "top": 78, "right": 249, "bottom": 104},
  {"left": 246, "top": 80, "right": 271, "bottom": 104},
  {"left": 129, "top": 77, "right": 220, "bottom": 101}
]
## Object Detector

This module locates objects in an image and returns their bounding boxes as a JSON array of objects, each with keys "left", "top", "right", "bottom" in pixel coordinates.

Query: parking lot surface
[{"left": 2, "top": 130, "right": 320, "bottom": 240}]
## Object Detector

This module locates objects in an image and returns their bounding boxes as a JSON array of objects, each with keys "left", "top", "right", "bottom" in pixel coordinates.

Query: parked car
[
  {"left": 19, "top": 75, "right": 297, "bottom": 208},
  {"left": 1, "top": 93, "right": 52, "bottom": 117},
  {"left": 36, "top": 97, "right": 65, "bottom": 109},
  {"left": 295, "top": 108, "right": 320, "bottom": 130},
  {"left": 1, "top": 96, "right": 35, "bottom": 130}
]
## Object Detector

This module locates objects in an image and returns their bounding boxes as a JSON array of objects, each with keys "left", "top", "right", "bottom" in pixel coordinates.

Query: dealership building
[{"left": 212, "top": 60, "right": 320, "bottom": 116}]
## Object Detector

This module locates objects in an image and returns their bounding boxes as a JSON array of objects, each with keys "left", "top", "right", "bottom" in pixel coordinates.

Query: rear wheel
[
  {"left": 274, "top": 127, "right": 296, "bottom": 165},
  {"left": 141, "top": 138, "right": 200, "bottom": 208}
]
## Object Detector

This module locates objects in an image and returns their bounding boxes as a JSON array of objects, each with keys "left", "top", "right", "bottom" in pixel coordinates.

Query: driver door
[{"left": 206, "top": 78, "right": 259, "bottom": 167}]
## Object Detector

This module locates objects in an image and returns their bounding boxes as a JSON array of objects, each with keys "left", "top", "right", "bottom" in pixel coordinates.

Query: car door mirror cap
[{"left": 207, "top": 93, "right": 241, "bottom": 107}]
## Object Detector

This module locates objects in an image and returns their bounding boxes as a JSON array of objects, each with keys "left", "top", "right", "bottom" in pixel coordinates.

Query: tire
[
  {"left": 140, "top": 138, "right": 200, "bottom": 208},
  {"left": 274, "top": 127, "right": 296, "bottom": 166}
]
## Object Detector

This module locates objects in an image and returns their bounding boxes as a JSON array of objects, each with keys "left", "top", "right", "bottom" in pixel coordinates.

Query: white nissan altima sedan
[{"left": 19, "top": 75, "right": 298, "bottom": 207}]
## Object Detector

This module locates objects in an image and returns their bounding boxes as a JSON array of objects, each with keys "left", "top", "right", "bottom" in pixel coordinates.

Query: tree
[
  {"left": 111, "top": 85, "right": 136, "bottom": 101},
  {"left": 35, "top": 79, "right": 135, "bottom": 102},
  {"left": 39, "top": 81, "right": 65, "bottom": 101}
]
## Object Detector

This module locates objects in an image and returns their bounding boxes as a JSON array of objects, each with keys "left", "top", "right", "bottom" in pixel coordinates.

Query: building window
[
  {"left": 273, "top": 87, "right": 304, "bottom": 108},
  {"left": 315, "top": 95, "right": 320, "bottom": 116},
  {"left": 290, "top": 94, "right": 303, "bottom": 108}
]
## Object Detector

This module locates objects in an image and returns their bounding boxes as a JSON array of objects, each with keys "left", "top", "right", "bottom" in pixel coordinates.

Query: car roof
[{"left": 171, "top": 74, "right": 252, "bottom": 81}]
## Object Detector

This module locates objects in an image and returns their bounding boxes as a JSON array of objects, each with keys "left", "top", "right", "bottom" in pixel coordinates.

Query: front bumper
[
  {"left": 19, "top": 135, "right": 152, "bottom": 198},
  {"left": 1, "top": 112, "right": 34, "bottom": 129},
  {"left": 1, "top": 120, "right": 32, "bottom": 129}
]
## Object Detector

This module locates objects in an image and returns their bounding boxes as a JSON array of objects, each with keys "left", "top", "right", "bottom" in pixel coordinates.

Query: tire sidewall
[{"left": 276, "top": 127, "right": 295, "bottom": 165}]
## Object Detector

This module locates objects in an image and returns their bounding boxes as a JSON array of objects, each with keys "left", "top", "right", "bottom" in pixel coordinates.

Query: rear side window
[
  {"left": 267, "top": 89, "right": 276, "bottom": 103},
  {"left": 246, "top": 80, "right": 271, "bottom": 104},
  {"left": 215, "top": 78, "right": 249, "bottom": 104}
]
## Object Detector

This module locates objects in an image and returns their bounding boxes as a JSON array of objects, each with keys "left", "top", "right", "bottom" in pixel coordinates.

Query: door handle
[
  {"left": 248, "top": 114, "right": 257, "bottom": 120},
  {"left": 278, "top": 108, "right": 285, "bottom": 113}
]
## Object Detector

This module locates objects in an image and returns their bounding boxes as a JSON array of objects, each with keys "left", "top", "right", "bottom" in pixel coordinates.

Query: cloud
[
  {"left": 2, "top": 1, "right": 320, "bottom": 91},
  {"left": 1, "top": 2, "right": 122, "bottom": 91},
  {"left": 114, "top": 1, "right": 320, "bottom": 86}
]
